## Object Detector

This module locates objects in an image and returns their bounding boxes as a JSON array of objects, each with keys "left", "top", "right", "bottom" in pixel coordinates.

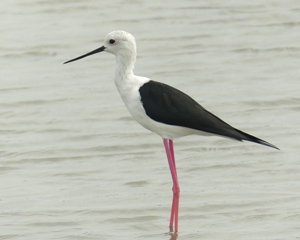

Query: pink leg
[
  {"left": 163, "top": 138, "right": 180, "bottom": 233},
  {"left": 168, "top": 139, "right": 178, "bottom": 231}
]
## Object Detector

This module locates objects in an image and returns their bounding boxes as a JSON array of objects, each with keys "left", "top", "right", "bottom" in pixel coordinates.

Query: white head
[
  {"left": 64, "top": 30, "right": 137, "bottom": 64},
  {"left": 104, "top": 31, "right": 136, "bottom": 57}
]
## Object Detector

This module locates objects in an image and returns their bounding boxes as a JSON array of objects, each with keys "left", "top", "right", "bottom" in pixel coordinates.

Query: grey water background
[{"left": 1, "top": 1, "right": 300, "bottom": 239}]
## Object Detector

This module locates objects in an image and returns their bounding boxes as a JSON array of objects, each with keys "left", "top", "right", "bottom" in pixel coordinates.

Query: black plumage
[{"left": 139, "top": 80, "right": 278, "bottom": 149}]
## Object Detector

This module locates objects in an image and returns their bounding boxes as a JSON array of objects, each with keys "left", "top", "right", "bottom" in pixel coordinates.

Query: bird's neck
[{"left": 114, "top": 54, "right": 136, "bottom": 88}]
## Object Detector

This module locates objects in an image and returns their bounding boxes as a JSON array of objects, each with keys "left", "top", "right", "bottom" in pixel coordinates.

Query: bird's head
[{"left": 64, "top": 30, "right": 137, "bottom": 64}]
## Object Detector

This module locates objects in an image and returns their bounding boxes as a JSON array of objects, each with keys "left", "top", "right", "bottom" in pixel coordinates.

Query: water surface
[{"left": 1, "top": 1, "right": 299, "bottom": 239}]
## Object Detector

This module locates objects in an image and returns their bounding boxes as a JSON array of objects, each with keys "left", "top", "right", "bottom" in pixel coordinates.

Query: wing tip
[
  {"left": 255, "top": 139, "right": 280, "bottom": 150},
  {"left": 235, "top": 129, "right": 279, "bottom": 150}
]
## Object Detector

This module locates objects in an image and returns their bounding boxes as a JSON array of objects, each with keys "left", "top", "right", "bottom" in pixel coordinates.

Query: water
[{"left": 1, "top": 1, "right": 300, "bottom": 239}]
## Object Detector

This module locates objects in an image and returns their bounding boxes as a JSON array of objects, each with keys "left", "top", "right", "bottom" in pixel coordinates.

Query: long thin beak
[{"left": 64, "top": 46, "right": 106, "bottom": 64}]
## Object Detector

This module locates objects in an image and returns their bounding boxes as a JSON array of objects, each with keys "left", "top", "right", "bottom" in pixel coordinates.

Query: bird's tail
[{"left": 234, "top": 128, "right": 279, "bottom": 150}]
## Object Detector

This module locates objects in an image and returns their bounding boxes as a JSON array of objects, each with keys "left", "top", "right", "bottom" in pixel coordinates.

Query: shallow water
[{"left": 1, "top": 1, "right": 300, "bottom": 239}]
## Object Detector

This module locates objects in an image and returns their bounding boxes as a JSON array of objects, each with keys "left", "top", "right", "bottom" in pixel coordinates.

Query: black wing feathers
[{"left": 139, "top": 80, "right": 278, "bottom": 149}]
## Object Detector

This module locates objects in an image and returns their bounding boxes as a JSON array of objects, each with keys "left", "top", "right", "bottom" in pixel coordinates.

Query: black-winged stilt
[{"left": 64, "top": 30, "right": 278, "bottom": 233}]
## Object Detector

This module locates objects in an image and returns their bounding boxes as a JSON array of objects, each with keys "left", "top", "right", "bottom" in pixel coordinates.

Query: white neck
[
  {"left": 113, "top": 51, "right": 149, "bottom": 105},
  {"left": 114, "top": 51, "right": 136, "bottom": 88}
]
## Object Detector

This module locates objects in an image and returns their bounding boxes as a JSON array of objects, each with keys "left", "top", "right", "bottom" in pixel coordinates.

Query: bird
[{"left": 64, "top": 30, "right": 279, "bottom": 233}]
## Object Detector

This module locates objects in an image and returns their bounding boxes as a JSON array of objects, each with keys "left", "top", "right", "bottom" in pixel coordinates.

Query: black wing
[{"left": 139, "top": 80, "right": 278, "bottom": 149}]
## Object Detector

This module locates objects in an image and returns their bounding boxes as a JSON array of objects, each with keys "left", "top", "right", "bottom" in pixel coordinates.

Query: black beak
[{"left": 64, "top": 46, "right": 106, "bottom": 64}]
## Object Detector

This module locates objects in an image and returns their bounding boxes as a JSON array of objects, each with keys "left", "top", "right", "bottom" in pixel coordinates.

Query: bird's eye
[{"left": 109, "top": 39, "right": 116, "bottom": 44}]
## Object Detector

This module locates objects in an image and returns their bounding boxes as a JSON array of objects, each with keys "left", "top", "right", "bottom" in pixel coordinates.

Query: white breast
[{"left": 114, "top": 75, "right": 150, "bottom": 126}]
